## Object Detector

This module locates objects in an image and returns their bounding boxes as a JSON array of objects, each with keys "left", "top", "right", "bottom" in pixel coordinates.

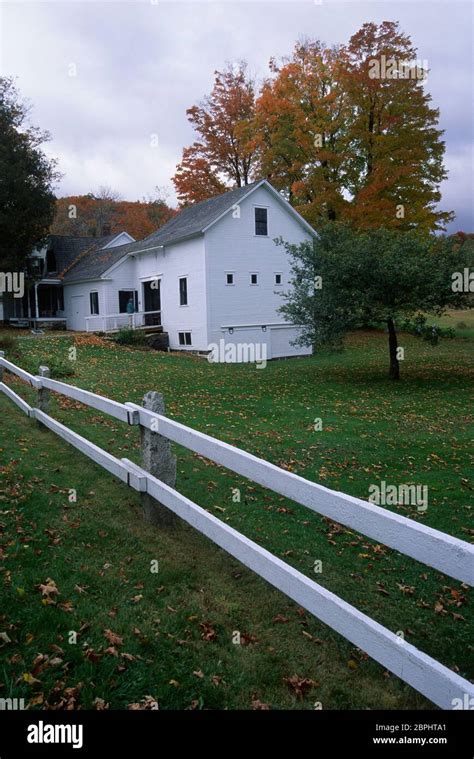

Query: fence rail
[
  {"left": 0, "top": 352, "right": 473, "bottom": 710},
  {"left": 125, "top": 403, "right": 473, "bottom": 586},
  {"left": 85, "top": 309, "right": 162, "bottom": 333}
]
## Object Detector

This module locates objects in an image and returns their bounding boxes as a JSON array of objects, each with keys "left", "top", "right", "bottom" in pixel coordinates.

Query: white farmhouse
[{"left": 4, "top": 180, "right": 316, "bottom": 359}]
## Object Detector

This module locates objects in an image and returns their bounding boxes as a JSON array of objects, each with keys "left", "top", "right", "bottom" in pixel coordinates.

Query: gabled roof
[
  {"left": 140, "top": 180, "right": 264, "bottom": 248},
  {"left": 107, "top": 179, "right": 316, "bottom": 257},
  {"left": 58, "top": 180, "right": 316, "bottom": 283},
  {"left": 61, "top": 233, "right": 134, "bottom": 283},
  {"left": 46, "top": 235, "right": 98, "bottom": 276}
]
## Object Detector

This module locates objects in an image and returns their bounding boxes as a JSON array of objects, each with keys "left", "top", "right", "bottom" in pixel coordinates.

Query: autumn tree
[
  {"left": 0, "top": 77, "right": 58, "bottom": 269},
  {"left": 249, "top": 23, "right": 451, "bottom": 232},
  {"left": 342, "top": 21, "right": 452, "bottom": 231},
  {"left": 50, "top": 187, "right": 175, "bottom": 240},
  {"left": 252, "top": 41, "right": 351, "bottom": 226},
  {"left": 173, "top": 147, "right": 227, "bottom": 206},
  {"left": 278, "top": 225, "right": 472, "bottom": 379},
  {"left": 172, "top": 62, "right": 257, "bottom": 206},
  {"left": 90, "top": 186, "right": 122, "bottom": 236}
]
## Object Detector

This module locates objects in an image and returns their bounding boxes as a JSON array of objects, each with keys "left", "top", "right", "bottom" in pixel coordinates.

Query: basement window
[{"left": 178, "top": 331, "right": 192, "bottom": 346}]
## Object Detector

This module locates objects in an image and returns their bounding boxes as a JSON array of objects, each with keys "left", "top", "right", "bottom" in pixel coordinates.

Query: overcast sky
[{"left": 0, "top": 0, "right": 472, "bottom": 232}]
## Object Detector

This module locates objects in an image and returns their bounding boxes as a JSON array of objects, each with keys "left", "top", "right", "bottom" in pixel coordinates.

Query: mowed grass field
[{"left": 0, "top": 321, "right": 472, "bottom": 710}]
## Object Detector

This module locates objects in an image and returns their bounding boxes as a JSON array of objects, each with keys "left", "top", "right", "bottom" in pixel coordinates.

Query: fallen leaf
[
  {"left": 38, "top": 579, "right": 59, "bottom": 597},
  {"left": 284, "top": 675, "right": 318, "bottom": 699},
  {"left": 104, "top": 629, "right": 123, "bottom": 646},
  {"left": 93, "top": 697, "right": 109, "bottom": 710}
]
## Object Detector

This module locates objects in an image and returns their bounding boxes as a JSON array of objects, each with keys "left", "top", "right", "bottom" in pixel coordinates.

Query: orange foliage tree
[
  {"left": 251, "top": 41, "right": 351, "bottom": 226},
  {"left": 172, "top": 62, "right": 257, "bottom": 206},
  {"left": 342, "top": 22, "right": 452, "bottom": 231},
  {"left": 176, "top": 23, "right": 452, "bottom": 232},
  {"left": 50, "top": 187, "right": 175, "bottom": 240},
  {"left": 251, "top": 23, "right": 452, "bottom": 231}
]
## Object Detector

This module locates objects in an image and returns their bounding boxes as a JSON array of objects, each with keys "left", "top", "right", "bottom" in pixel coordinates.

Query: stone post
[
  {"left": 37, "top": 365, "right": 50, "bottom": 426},
  {"left": 140, "top": 391, "right": 177, "bottom": 526}
]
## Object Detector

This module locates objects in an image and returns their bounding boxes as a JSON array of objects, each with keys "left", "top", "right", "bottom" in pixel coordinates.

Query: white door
[{"left": 68, "top": 295, "right": 85, "bottom": 331}]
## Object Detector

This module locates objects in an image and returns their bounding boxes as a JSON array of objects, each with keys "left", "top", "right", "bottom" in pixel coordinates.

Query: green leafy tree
[
  {"left": 278, "top": 225, "right": 472, "bottom": 379},
  {"left": 0, "top": 77, "right": 58, "bottom": 270}
]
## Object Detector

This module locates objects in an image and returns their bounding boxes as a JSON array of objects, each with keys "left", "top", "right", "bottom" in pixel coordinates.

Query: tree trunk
[{"left": 387, "top": 317, "right": 400, "bottom": 380}]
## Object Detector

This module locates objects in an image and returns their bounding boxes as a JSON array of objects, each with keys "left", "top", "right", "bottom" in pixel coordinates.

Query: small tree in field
[{"left": 278, "top": 225, "right": 472, "bottom": 379}]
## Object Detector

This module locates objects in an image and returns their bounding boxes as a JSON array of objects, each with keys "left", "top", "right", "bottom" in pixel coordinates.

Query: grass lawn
[{"left": 0, "top": 322, "right": 472, "bottom": 710}]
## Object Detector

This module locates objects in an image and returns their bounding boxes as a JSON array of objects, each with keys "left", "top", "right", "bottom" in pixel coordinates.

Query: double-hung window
[
  {"left": 255, "top": 207, "right": 268, "bottom": 236},
  {"left": 90, "top": 292, "right": 99, "bottom": 315},
  {"left": 179, "top": 277, "right": 188, "bottom": 306}
]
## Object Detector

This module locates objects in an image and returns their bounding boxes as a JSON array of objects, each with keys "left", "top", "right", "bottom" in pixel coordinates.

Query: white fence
[
  {"left": 0, "top": 352, "right": 473, "bottom": 710},
  {"left": 85, "top": 309, "right": 161, "bottom": 333}
]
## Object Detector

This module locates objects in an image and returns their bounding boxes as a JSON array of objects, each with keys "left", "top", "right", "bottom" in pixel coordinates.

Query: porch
[
  {"left": 4, "top": 280, "right": 67, "bottom": 330},
  {"left": 85, "top": 309, "right": 162, "bottom": 333}
]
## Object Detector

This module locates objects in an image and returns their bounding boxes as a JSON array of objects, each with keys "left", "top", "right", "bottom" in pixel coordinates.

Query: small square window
[
  {"left": 178, "top": 331, "right": 192, "bottom": 346},
  {"left": 275, "top": 273, "right": 282, "bottom": 285},
  {"left": 226, "top": 273, "right": 234, "bottom": 285},
  {"left": 250, "top": 273, "right": 258, "bottom": 285},
  {"left": 255, "top": 207, "right": 268, "bottom": 236}
]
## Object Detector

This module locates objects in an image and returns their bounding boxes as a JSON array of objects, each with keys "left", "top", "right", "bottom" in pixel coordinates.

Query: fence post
[
  {"left": 140, "top": 391, "right": 177, "bottom": 526},
  {"left": 37, "top": 365, "right": 51, "bottom": 425},
  {"left": 0, "top": 351, "right": 4, "bottom": 382}
]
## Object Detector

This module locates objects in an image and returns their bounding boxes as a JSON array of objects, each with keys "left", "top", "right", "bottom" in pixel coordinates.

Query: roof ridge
[
  {"left": 141, "top": 179, "right": 265, "bottom": 247},
  {"left": 59, "top": 240, "right": 100, "bottom": 279}
]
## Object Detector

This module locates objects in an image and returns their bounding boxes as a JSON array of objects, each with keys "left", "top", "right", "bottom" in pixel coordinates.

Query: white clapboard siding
[
  {"left": 0, "top": 357, "right": 39, "bottom": 387},
  {"left": 33, "top": 409, "right": 130, "bottom": 483},
  {"left": 120, "top": 458, "right": 474, "bottom": 711},
  {"left": 37, "top": 376, "right": 136, "bottom": 424},
  {"left": 125, "top": 404, "right": 474, "bottom": 586},
  {"left": 0, "top": 382, "right": 33, "bottom": 416}
]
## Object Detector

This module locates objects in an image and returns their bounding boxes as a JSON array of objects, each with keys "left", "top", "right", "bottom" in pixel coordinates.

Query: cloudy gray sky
[{"left": 1, "top": 0, "right": 472, "bottom": 232}]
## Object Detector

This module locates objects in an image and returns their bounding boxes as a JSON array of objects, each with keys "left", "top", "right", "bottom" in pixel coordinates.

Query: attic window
[{"left": 255, "top": 207, "right": 268, "bottom": 236}]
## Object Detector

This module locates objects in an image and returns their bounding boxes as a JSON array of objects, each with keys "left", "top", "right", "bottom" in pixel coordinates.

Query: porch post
[{"left": 34, "top": 283, "right": 39, "bottom": 319}]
